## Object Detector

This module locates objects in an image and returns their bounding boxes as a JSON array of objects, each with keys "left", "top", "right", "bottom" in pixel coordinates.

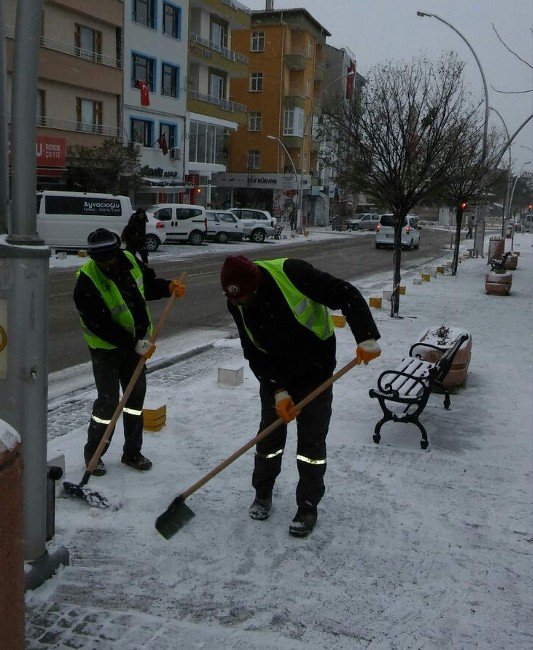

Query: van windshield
[{"left": 380, "top": 214, "right": 406, "bottom": 227}]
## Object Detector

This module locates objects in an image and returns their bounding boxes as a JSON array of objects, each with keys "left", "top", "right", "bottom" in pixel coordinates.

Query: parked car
[
  {"left": 145, "top": 204, "right": 207, "bottom": 245},
  {"left": 205, "top": 210, "right": 245, "bottom": 243},
  {"left": 36, "top": 191, "right": 132, "bottom": 249},
  {"left": 375, "top": 214, "right": 421, "bottom": 250},
  {"left": 347, "top": 213, "right": 380, "bottom": 231},
  {"left": 143, "top": 215, "right": 167, "bottom": 252},
  {"left": 229, "top": 208, "right": 276, "bottom": 242}
]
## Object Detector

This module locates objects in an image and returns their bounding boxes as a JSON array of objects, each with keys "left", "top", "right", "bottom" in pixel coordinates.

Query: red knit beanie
[{"left": 220, "top": 255, "right": 261, "bottom": 299}]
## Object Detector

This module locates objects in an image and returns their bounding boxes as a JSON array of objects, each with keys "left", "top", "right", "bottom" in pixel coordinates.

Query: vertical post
[
  {"left": 0, "top": 7, "right": 10, "bottom": 234},
  {"left": 0, "top": 0, "right": 68, "bottom": 587}
]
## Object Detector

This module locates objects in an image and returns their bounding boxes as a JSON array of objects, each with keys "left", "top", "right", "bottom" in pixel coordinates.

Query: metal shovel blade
[
  {"left": 63, "top": 481, "right": 110, "bottom": 509},
  {"left": 155, "top": 495, "right": 195, "bottom": 539}
]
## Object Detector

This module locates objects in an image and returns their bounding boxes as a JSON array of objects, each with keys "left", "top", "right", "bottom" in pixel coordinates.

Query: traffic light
[{"left": 460, "top": 202, "right": 467, "bottom": 211}]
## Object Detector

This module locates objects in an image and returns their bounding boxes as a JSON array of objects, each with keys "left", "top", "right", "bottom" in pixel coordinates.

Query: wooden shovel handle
[
  {"left": 86, "top": 272, "right": 185, "bottom": 473},
  {"left": 181, "top": 357, "right": 359, "bottom": 500}
]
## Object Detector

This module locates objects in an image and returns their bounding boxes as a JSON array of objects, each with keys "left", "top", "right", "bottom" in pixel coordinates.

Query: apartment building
[
  {"left": 214, "top": 7, "right": 329, "bottom": 223},
  {"left": 320, "top": 44, "right": 361, "bottom": 226},
  {"left": 124, "top": 0, "right": 189, "bottom": 205},
  {"left": 5, "top": 0, "right": 123, "bottom": 189},
  {"left": 186, "top": 0, "right": 250, "bottom": 206}
]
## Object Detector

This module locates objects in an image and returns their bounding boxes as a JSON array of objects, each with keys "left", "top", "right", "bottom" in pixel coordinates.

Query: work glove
[
  {"left": 169, "top": 279, "right": 186, "bottom": 298},
  {"left": 355, "top": 339, "right": 381, "bottom": 365},
  {"left": 135, "top": 338, "right": 156, "bottom": 360},
  {"left": 275, "top": 390, "right": 301, "bottom": 424}
]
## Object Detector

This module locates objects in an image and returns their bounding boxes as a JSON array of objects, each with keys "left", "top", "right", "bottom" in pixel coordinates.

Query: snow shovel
[
  {"left": 155, "top": 356, "right": 360, "bottom": 539},
  {"left": 63, "top": 274, "right": 185, "bottom": 509}
]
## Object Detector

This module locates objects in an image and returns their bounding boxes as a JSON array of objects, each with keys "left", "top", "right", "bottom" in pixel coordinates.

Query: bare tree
[
  {"left": 320, "top": 54, "right": 482, "bottom": 316},
  {"left": 67, "top": 138, "right": 141, "bottom": 195}
]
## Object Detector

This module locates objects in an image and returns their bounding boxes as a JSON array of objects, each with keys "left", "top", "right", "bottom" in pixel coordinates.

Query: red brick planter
[
  {"left": 485, "top": 272, "right": 512, "bottom": 295},
  {"left": 417, "top": 326, "right": 472, "bottom": 389},
  {"left": 0, "top": 424, "right": 24, "bottom": 650}
]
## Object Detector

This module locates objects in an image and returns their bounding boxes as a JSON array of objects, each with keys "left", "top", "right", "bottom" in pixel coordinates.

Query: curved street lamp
[
  {"left": 267, "top": 134, "right": 300, "bottom": 228},
  {"left": 416, "top": 10, "right": 489, "bottom": 158},
  {"left": 508, "top": 160, "right": 531, "bottom": 248},
  {"left": 489, "top": 107, "right": 513, "bottom": 236}
]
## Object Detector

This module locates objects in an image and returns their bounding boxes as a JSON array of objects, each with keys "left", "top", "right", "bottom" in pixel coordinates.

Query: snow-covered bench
[{"left": 369, "top": 333, "right": 469, "bottom": 449}]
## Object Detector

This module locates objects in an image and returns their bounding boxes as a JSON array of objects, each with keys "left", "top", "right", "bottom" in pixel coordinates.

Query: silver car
[
  {"left": 205, "top": 210, "right": 245, "bottom": 243},
  {"left": 229, "top": 208, "right": 276, "bottom": 243}
]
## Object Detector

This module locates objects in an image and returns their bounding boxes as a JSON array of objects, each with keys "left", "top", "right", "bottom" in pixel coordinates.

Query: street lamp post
[
  {"left": 267, "top": 135, "right": 300, "bottom": 229},
  {"left": 508, "top": 160, "right": 531, "bottom": 229},
  {"left": 489, "top": 107, "right": 513, "bottom": 237},
  {"left": 416, "top": 11, "right": 489, "bottom": 158}
]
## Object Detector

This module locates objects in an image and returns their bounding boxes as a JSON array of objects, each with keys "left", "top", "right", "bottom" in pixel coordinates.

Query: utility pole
[{"left": 0, "top": 0, "right": 68, "bottom": 589}]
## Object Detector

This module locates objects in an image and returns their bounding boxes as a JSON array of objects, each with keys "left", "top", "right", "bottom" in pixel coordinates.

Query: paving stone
[{"left": 37, "top": 629, "right": 63, "bottom": 644}]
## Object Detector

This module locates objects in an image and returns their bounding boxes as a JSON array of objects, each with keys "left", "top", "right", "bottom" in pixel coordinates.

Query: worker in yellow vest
[
  {"left": 221, "top": 255, "right": 381, "bottom": 537},
  {"left": 74, "top": 228, "right": 185, "bottom": 476}
]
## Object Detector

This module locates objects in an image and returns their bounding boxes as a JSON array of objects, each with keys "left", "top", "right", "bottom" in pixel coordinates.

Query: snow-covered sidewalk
[{"left": 26, "top": 236, "right": 532, "bottom": 649}]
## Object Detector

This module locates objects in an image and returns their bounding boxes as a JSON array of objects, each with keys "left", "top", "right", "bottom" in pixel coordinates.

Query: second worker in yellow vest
[{"left": 221, "top": 255, "right": 381, "bottom": 537}]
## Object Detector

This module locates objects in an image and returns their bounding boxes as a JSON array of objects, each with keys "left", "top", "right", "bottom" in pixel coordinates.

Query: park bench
[
  {"left": 369, "top": 333, "right": 470, "bottom": 449},
  {"left": 489, "top": 251, "right": 511, "bottom": 274}
]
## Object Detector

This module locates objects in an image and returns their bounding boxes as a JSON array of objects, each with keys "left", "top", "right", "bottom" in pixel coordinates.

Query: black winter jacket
[
  {"left": 227, "top": 258, "right": 380, "bottom": 392},
  {"left": 74, "top": 252, "right": 170, "bottom": 351}
]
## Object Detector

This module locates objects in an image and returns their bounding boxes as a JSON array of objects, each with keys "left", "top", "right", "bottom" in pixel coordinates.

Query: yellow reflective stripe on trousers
[
  {"left": 262, "top": 449, "right": 283, "bottom": 459},
  {"left": 91, "top": 414, "right": 112, "bottom": 425},
  {"left": 296, "top": 454, "right": 327, "bottom": 465},
  {"left": 123, "top": 407, "right": 143, "bottom": 416}
]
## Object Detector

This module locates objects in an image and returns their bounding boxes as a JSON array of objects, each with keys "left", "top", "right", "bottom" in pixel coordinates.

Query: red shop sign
[{"left": 36, "top": 136, "right": 66, "bottom": 168}]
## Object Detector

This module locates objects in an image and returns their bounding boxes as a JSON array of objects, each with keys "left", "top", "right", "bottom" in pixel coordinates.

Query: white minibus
[{"left": 36, "top": 191, "right": 132, "bottom": 249}]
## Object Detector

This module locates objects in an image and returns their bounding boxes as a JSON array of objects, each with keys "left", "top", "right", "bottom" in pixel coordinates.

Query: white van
[
  {"left": 145, "top": 203, "right": 207, "bottom": 245},
  {"left": 36, "top": 191, "right": 132, "bottom": 249},
  {"left": 375, "top": 213, "right": 421, "bottom": 250}
]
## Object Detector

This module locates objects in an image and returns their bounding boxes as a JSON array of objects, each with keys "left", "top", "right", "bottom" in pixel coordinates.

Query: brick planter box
[
  {"left": 485, "top": 272, "right": 512, "bottom": 296},
  {"left": 416, "top": 326, "right": 472, "bottom": 389},
  {"left": 0, "top": 422, "right": 24, "bottom": 650}
]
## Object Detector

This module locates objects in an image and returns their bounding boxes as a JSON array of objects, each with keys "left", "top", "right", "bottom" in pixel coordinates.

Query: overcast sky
[{"left": 244, "top": 0, "right": 533, "bottom": 171}]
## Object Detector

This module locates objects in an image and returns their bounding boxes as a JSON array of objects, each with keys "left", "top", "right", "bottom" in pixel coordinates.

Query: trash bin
[
  {"left": 0, "top": 421, "right": 24, "bottom": 650},
  {"left": 488, "top": 236, "right": 504, "bottom": 262}
]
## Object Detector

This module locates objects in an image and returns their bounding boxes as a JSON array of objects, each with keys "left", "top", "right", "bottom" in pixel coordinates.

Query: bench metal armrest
[
  {"left": 375, "top": 369, "right": 430, "bottom": 397},
  {"left": 409, "top": 341, "right": 447, "bottom": 357}
]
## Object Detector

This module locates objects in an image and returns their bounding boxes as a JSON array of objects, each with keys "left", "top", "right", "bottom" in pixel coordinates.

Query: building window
[
  {"left": 248, "top": 149, "right": 260, "bottom": 169},
  {"left": 133, "top": 0, "right": 156, "bottom": 29},
  {"left": 284, "top": 108, "right": 304, "bottom": 136},
  {"left": 249, "top": 112, "right": 262, "bottom": 132},
  {"left": 210, "top": 20, "right": 228, "bottom": 48},
  {"left": 188, "top": 120, "right": 228, "bottom": 165},
  {"left": 209, "top": 72, "right": 225, "bottom": 100},
  {"left": 162, "top": 63, "right": 179, "bottom": 98},
  {"left": 132, "top": 53, "right": 155, "bottom": 91},
  {"left": 130, "top": 118, "right": 153, "bottom": 146},
  {"left": 160, "top": 123, "right": 177, "bottom": 148},
  {"left": 163, "top": 3, "right": 181, "bottom": 38},
  {"left": 75, "top": 25, "right": 102, "bottom": 62},
  {"left": 37, "top": 89, "right": 45, "bottom": 126},
  {"left": 251, "top": 31, "right": 264, "bottom": 52},
  {"left": 250, "top": 72, "right": 263, "bottom": 92},
  {"left": 76, "top": 98, "right": 102, "bottom": 133}
]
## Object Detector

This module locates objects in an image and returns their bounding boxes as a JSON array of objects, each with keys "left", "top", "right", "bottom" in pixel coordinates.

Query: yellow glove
[
  {"left": 355, "top": 339, "right": 381, "bottom": 365},
  {"left": 135, "top": 339, "right": 156, "bottom": 360},
  {"left": 169, "top": 279, "right": 186, "bottom": 298},
  {"left": 275, "top": 390, "right": 301, "bottom": 423}
]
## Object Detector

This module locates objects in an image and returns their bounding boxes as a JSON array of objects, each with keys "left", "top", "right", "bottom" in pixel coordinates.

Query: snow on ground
[{"left": 25, "top": 233, "right": 532, "bottom": 649}]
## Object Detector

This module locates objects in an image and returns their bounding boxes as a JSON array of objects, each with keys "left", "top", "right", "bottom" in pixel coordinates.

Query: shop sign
[
  {"left": 213, "top": 172, "right": 311, "bottom": 190},
  {"left": 36, "top": 136, "right": 66, "bottom": 168}
]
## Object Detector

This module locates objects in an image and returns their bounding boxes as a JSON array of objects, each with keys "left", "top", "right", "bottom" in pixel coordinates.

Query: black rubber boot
[
  {"left": 249, "top": 497, "right": 272, "bottom": 520},
  {"left": 84, "top": 451, "right": 106, "bottom": 477},
  {"left": 121, "top": 452, "right": 152, "bottom": 471},
  {"left": 289, "top": 506, "right": 317, "bottom": 537}
]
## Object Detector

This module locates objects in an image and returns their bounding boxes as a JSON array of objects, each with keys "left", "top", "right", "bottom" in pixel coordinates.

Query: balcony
[
  {"left": 190, "top": 0, "right": 251, "bottom": 29},
  {"left": 189, "top": 32, "right": 248, "bottom": 78},
  {"left": 188, "top": 90, "right": 247, "bottom": 124},
  {"left": 284, "top": 52, "right": 307, "bottom": 71}
]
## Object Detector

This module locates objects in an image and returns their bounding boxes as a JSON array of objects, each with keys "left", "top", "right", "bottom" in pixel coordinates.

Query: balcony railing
[
  {"left": 189, "top": 32, "right": 249, "bottom": 64},
  {"left": 39, "top": 116, "right": 122, "bottom": 137},
  {"left": 222, "top": 0, "right": 251, "bottom": 15},
  {"left": 5, "top": 25, "right": 122, "bottom": 68},
  {"left": 188, "top": 90, "right": 246, "bottom": 113}
]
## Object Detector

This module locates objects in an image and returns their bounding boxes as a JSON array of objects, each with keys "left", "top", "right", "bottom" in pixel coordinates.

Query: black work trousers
[
  {"left": 252, "top": 381, "right": 333, "bottom": 508},
  {"left": 84, "top": 347, "right": 146, "bottom": 460}
]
